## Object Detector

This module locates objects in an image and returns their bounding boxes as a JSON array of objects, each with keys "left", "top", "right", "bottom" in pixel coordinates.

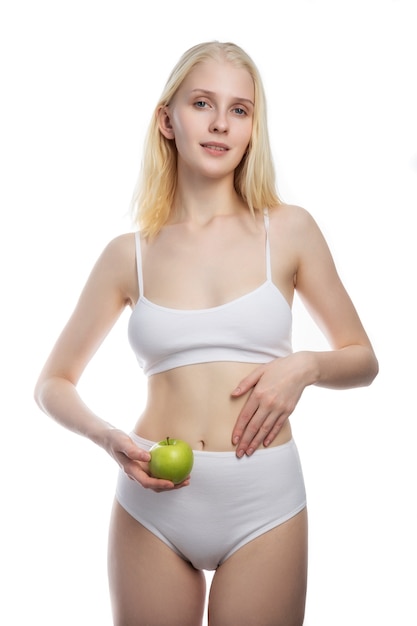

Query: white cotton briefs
[{"left": 116, "top": 433, "right": 307, "bottom": 571}]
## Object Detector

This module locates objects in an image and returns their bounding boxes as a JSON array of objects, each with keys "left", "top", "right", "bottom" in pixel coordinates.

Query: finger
[
  {"left": 231, "top": 394, "right": 260, "bottom": 445},
  {"left": 142, "top": 475, "right": 176, "bottom": 491},
  {"left": 263, "top": 416, "right": 287, "bottom": 447},
  {"left": 125, "top": 460, "right": 191, "bottom": 492},
  {"left": 246, "top": 415, "right": 287, "bottom": 454},
  {"left": 123, "top": 439, "right": 151, "bottom": 463},
  {"left": 236, "top": 408, "right": 288, "bottom": 457},
  {"left": 126, "top": 463, "right": 175, "bottom": 490},
  {"left": 235, "top": 408, "right": 272, "bottom": 457},
  {"left": 231, "top": 367, "right": 263, "bottom": 397},
  {"left": 141, "top": 475, "right": 191, "bottom": 493}
]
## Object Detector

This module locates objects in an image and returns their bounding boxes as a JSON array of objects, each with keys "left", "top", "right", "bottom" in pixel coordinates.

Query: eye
[
  {"left": 233, "top": 107, "right": 247, "bottom": 116},
  {"left": 194, "top": 100, "right": 209, "bottom": 109}
]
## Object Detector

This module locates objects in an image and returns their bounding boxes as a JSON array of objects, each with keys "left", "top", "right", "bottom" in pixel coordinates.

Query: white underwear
[{"left": 116, "top": 433, "right": 307, "bottom": 571}]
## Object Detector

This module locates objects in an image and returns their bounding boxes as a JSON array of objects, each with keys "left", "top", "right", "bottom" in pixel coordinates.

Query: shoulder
[
  {"left": 87, "top": 232, "right": 137, "bottom": 299},
  {"left": 268, "top": 203, "right": 318, "bottom": 231},
  {"left": 267, "top": 203, "right": 324, "bottom": 247},
  {"left": 100, "top": 232, "right": 136, "bottom": 260},
  {"left": 93, "top": 232, "right": 137, "bottom": 278},
  {"left": 267, "top": 204, "right": 334, "bottom": 279}
]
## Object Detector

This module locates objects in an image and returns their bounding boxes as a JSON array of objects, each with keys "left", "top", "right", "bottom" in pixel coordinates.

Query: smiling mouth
[{"left": 201, "top": 143, "right": 229, "bottom": 151}]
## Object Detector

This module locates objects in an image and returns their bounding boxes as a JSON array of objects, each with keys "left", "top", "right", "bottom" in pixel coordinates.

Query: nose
[{"left": 209, "top": 109, "right": 228, "bottom": 133}]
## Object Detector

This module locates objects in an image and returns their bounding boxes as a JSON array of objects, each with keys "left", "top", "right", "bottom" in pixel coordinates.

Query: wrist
[
  {"left": 294, "top": 351, "right": 320, "bottom": 387},
  {"left": 86, "top": 419, "right": 117, "bottom": 448}
]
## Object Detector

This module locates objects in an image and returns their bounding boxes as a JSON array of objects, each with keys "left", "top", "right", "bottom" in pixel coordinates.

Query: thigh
[
  {"left": 108, "top": 499, "right": 206, "bottom": 626},
  {"left": 208, "top": 508, "right": 308, "bottom": 626}
]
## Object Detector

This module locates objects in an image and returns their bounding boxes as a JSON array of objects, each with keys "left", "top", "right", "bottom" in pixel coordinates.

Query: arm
[
  {"left": 231, "top": 206, "right": 379, "bottom": 456},
  {"left": 34, "top": 234, "right": 182, "bottom": 491}
]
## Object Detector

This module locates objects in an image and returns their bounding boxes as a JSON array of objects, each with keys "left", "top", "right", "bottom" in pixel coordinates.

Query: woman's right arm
[{"left": 34, "top": 234, "right": 182, "bottom": 491}]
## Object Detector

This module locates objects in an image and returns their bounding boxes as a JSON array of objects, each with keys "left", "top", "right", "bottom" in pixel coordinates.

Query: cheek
[
  {"left": 171, "top": 108, "right": 195, "bottom": 135},
  {"left": 237, "top": 118, "right": 253, "bottom": 147},
  {"left": 240, "top": 126, "right": 252, "bottom": 156},
  {"left": 245, "top": 122, "right": 253, "bottom": 145},
  {"left": 171, "top": 115, "right": 198, "bottom": 152}
]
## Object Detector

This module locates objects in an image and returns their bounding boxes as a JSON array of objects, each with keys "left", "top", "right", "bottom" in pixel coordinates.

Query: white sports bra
[{"left": 128, "top": 211, "right": 292, "bottom": 376}]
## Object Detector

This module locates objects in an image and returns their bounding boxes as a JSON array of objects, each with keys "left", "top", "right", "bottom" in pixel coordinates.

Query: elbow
[
  {"left": 34, "top": 373, "right": 76, "bottom": 414},
  {"left": 370, "top": 357, "right": 379, "bottom": 384},
  {"left": 33, "top": 377, "right": 47, "bottom": 412},
  {"left": 363, "top": 349, "right": 379, "bottom": 387},
  {"left": 34, "top": 374, "right": 58, "bottom": 414}
]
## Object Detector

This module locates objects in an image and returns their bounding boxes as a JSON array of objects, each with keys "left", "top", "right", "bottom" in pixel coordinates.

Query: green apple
[{"left": 149, "top": 437, "right": 194, "bottom": 484}]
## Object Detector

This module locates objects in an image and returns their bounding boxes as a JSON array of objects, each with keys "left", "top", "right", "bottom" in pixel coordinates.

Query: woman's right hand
[{"left": 103, "top": 428, "right": 190, "bottom": 493}]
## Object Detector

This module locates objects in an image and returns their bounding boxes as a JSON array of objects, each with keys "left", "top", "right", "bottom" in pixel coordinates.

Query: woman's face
[{"left": 161, "top": 58, "right": 255, "bottom": 181}]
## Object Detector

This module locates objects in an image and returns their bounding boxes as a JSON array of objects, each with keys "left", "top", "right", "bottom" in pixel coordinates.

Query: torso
[
  {"left": 136, "top": 361, "right": 293, "bottom": 450},
  {"left": 125, "top": 205, "right": 299, "bottom": 451}
]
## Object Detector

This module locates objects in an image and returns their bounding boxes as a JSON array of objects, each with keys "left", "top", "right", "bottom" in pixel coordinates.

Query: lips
[{"left": 201, "top": 142, "right": 229, "bottom": 151}]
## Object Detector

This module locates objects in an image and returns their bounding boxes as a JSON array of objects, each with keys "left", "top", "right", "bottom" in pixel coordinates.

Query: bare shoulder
[
  {"left": 268, "top": 203, "right": 319, "bottom": 234},
  {"left": 99, "top": 232, "right": 136, "bottom": 264},
  {"left": 85, "top": 232, "right": 138, "bottom": 305},
  {"left": 268, "top": 203, "right": 326, "bottom": 257},
  {"left": 94, "top": 232, "right": 136, "bottom": 280}
]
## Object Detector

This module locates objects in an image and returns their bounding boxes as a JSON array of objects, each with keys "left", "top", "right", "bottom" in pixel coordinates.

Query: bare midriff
[{"left": 133, "top": 361, "right": 292, "bottom": 451}]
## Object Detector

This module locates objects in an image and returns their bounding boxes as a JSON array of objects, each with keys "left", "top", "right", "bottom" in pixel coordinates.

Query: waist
[
  {"left": 130, "top": 432, "right": 297, "bottom": 459},
  {"left": 133, "top": 361, "right": 292, "bottom": 451}
]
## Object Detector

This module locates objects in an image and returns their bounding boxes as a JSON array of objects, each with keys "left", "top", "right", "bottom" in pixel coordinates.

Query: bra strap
[
  {"left": 134, "top": 232, "right": 144, "bottom": 297},
  {"left": 263, "top": 208, "right": 272, "bottom": 281}
]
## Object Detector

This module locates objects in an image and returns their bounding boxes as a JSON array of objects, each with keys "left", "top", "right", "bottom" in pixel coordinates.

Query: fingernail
[
  {"left": 246, "top": 448, "right": 254, "bottom": 456},
  {"left": 233, "top": 436, "right": 240, "bottom": 444},
  {"left": 236, "top": 449, "right": 244, "bottom": 458}
]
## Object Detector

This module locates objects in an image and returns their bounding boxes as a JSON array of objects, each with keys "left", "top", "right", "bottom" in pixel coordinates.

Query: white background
[{"left": 1, "top": 0, "right": 416, "bottom": 624}]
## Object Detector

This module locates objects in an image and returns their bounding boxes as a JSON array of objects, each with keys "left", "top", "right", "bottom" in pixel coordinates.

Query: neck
[{"left": 170, "top": 172, "right": 246, "bottom": 226}]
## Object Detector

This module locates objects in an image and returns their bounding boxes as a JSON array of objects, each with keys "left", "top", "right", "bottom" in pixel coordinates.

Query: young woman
[{"left": 35, "top": 41, "right": 378, "bottom": 626}]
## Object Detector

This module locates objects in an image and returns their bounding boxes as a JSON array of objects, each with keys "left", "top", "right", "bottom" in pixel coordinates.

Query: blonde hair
[{"left": 131, "top": 41, "right": 281, "bottom": 237}]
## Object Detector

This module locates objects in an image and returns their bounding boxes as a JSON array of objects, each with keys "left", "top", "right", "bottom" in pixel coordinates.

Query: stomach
[{"left": 133, "top": 361, "right": 292, "bottom": 451}]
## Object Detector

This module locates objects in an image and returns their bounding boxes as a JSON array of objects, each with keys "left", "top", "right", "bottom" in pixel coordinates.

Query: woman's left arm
[{"left": 231, "top": 206, "right": 379, "bottom": 457}]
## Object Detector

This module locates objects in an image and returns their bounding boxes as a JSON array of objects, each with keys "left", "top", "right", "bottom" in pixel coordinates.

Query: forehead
[{"left": 179, "top": 58, "right": 254, "bottom": 101}]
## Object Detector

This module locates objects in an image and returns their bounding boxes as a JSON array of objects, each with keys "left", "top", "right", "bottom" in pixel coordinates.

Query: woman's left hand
[{"left": 231, "top": 353, "right": 310, "bottom": 457}]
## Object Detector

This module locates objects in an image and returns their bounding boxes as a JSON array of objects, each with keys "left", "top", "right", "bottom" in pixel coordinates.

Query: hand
[
  {"left": 231, "top": 354, "right": 309, "bottom": 457},
  {"left": 103, "top": 428, "right": 190, "bottom": 492}
]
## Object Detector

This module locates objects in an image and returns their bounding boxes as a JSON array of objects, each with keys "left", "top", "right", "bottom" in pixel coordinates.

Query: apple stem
[{"left": 166, "top": 436, "right": 170, "bottom": 445}]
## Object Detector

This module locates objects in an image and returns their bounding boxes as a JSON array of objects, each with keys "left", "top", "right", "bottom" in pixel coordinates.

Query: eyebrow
[{"left": 189, "top": 89, "right": 254, "bottom": 106}]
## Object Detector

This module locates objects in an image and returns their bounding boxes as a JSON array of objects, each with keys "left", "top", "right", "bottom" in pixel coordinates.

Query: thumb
[{"left": 124, "top": 438, "right": 151, "bottom": 463}]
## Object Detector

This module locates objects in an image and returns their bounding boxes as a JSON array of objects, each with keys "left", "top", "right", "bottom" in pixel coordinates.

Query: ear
[{"left": 157, "top": 106, "right": 175, "bottom": 140}]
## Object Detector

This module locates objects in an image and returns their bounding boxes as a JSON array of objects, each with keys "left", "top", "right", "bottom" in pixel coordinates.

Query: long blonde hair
[{"left": 131, "top": 41, "right": 281, "bottom": 237}]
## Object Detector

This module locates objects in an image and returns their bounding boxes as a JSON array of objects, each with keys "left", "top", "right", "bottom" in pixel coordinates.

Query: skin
[{"left": 35, "top": 58, "right": 378, "bottom": 625}]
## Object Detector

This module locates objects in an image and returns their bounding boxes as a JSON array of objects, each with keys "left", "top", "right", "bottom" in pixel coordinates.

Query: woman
[{"left": 35, "top": 41, "right": 378, "bottom": 625}]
